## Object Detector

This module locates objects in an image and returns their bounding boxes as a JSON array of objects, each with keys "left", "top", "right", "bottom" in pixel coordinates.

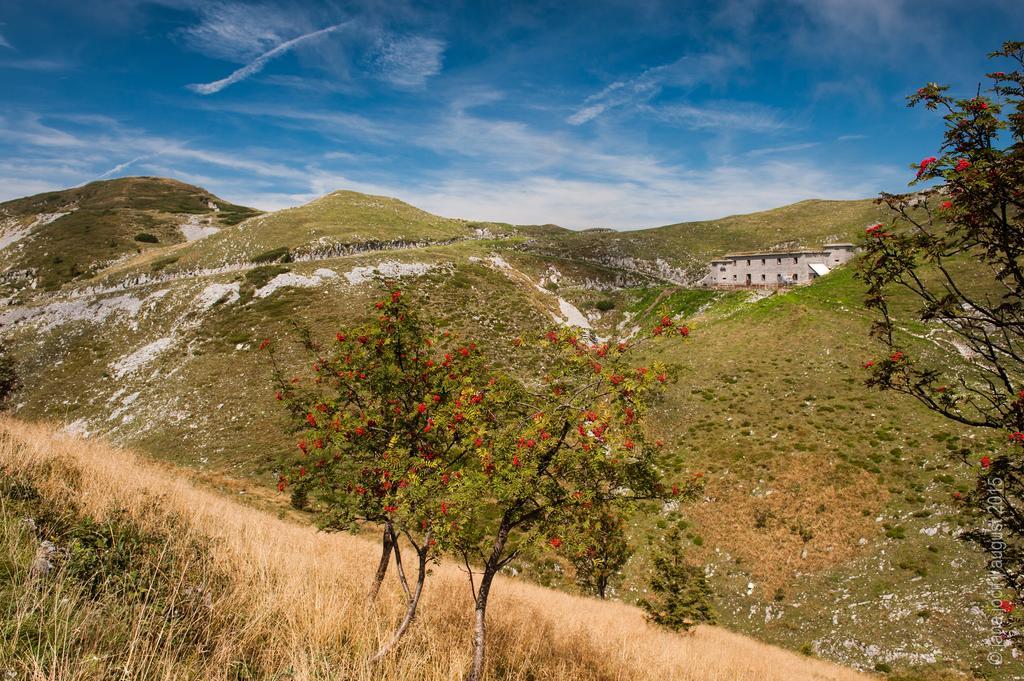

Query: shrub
[
  {"left": 243, "top": 265, "right": 290, "bottom": 291},
  {"left": 149, "top": 256, "right": 179, "bottom": 272},
  {"left": 134, "top": 233, "right": 159, "bottom": 243},
  {"left": 884, "top": 525, "right": 906, "bottom": 540},
  {"left": 640, "top": 527, "right": 715, "bottom": 632},
  {"left": 0, "top": 341, "right": 17, "bottom": 407},
  {"left": 252, "top": 247, "right": 292, "bottom": 264},
  {"left": 594, "top": 299, "right": 615, "bottom": 311}
]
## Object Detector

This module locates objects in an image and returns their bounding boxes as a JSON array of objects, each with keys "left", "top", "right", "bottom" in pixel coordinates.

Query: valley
[{"left": 0, "top": 177, "right": 1008, "bottom": 679}]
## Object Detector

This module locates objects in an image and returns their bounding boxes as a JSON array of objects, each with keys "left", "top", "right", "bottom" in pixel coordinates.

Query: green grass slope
[
  {"left": 523, "top": 198, "right": 889, "bottom": 283},
  {"left": 0, "top": 177, "right": 259, "bottom": 293},
  {"left": 164, "top": 190, "right": 512, "bottom": 271}
]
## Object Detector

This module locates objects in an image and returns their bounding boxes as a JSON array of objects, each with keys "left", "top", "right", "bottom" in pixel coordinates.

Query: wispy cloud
[
  {"left": 188, "top": 22, "right": 350, "bottom": 95},
  {"left": 0, "top": 31, "right": 13, "bottom": 50},
  {"left": 0, "top": 114, "right": 89, "bottom": 148},
  {"left": 342, "top": 159, "right": 898, "bottom": 229},
  {"left": 567, "top": 49, "right": 743, "bottom": 125},
  {"left": 190, "top": 100, "right": 392, "bottom": 142},
  {"left": 643, "top": 101, "right": 789, "bottom": 133},
  {"left": 568, "top": 80, "right": 651, "bottom": 125},
  {"left": 369, "top": 35, "right": 445, "bottom": 89},
  {"left": 787, "top": 0, "right": 934, "bottom": 59},
  {"left": 0, "top": 57, "right": 72, "bottom": 72},
  {"left": 177, "top": 2, "right": 290, "bottom": 62},
  {"left": 0, "top": 111, "right": 313, "bottom": 202},
  {"left": 745, "top": 142, "right": 819, "bottom": 157}
]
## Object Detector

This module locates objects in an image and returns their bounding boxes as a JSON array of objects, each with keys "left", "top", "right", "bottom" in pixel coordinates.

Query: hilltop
[
  {"left": 161, "top": 189, "right": 500, "bottom": 271},
  {"left": 0, "top": 177, "right": 260, "bottom": 294},
  {"left": 0, "top": 178, "right": 1001, "bottom": 679}
]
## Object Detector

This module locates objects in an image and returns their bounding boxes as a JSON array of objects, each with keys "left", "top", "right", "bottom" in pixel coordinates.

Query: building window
[
  {"left": 761, "top": 274, "right": 766, "bottom": 281},
  {"left": 761, "top": 258, "right": 766, "bottom": 265},
  {"left": 746, "top": 259, "right": 751, "bottom": 266},
  {"left": 793, "top": 257, "right": 798, "bottom": 264},
  {"left": 732, "top": 274, "right": 737, "bottom": 280},
  {"left": 720, "top": 267, "right": 726, "bottom": 272},
  {"left": 792, "top": 273, "right": 798, "bottom": 281},
  {"left": 777, "top": 258, "right": 781, "bottom": 264}
]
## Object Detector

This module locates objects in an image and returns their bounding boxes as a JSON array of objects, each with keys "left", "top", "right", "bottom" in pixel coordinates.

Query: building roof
[
  {"left": 721, "top": 249, "right": 830, "bottom": 259},
  {"left": 809, "top": 263, "right": 831, "bottom": 276}
]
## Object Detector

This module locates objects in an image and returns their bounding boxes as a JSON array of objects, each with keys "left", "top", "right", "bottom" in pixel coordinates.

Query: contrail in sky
[
  {"left": 98, "top": 154, "right": 151, "bottom": 178},
  {"left": 187, "top": 22, "right": 349, "bottom": 95}
]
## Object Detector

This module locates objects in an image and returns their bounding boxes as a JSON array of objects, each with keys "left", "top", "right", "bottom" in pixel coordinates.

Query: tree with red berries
[
  {"left": 270, "top": 285, "right": 492, "bottom": 658},
  {"left": 567, "top": 509, "right": 632, "bottom": 599},
  {"left": 429, "top": 325, "right": 700, "bottom": 681},
  {"left": 270, "top": 288, "right": 698, "bottom": 676},
  {"left": 860, "top": 41, "right": 1024, "bottom": 616}
]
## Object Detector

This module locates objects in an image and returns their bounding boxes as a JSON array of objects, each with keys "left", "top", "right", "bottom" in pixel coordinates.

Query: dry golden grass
[
  {"left": 689, "top": 457, "right": 887, "bottom": 594},
  {"left": 0, "top": 417, "right": 875, "bottom": 681}
]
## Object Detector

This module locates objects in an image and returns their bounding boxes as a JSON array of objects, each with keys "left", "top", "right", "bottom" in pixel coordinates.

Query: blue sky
[{"left": 0, "top": 0, "right": 1021, "bottom": 229}]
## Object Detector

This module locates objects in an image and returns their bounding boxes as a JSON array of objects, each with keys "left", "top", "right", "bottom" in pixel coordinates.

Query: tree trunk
[
  {"left": 467, "top": 518, "right": 513, "bottom": 681},
  {"left": 368, "top": 523, "right": 394, "bottom": 602},
  {"left": 466, "top": 566, "right": 496, "bottom": 681},
  {"left": 371, "top": 534, "right": 430, "bottom": 661}
]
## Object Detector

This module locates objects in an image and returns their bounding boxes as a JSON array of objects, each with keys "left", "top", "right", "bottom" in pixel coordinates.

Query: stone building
[{"left": 702, "top": 243, "right": 856, "bottom": 288}]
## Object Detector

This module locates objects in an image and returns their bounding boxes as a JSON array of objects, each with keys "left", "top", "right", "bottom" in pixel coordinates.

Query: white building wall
[{"left": 704, "top": 244, "right": 857, "bottom": 288}]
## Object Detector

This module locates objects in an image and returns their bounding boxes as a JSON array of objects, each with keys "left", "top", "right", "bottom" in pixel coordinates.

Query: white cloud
[
  {"left": 790, "top": 0, "right": 915, "bottom": 46},
  {"left": 0, "top": 176, "right": 65, "bottom": 202},
  {"left": 370, "top": 35, "right": 445, "bottom": 89},
  {"left": 177, "top": 2, "right": 290, "bottom": 62},
  {"left": 567, "top": 49, "right": 744, "bottom": 125},
  {"left": 190, "top": 101, "right": 391, "bottom": 142},
  {"left": 0, "top": 114, "right": 89, "bottom": 148},
  {"left": 0, "top": 31, "right": 13, "bottom": 50},
  {"left": 0, "top": 104, "right": 901, "bottom": 230},
  {"left": 643, "top": 101, "right": 789, "bottom": 133},
  {"left": 188, "top": 22, "right": 350, "bottom": 95},
  {"left": 377, "top": 160, "right": 896, "bottom": 229},
  {"left": 566, "top": 103, "right": 609, "bottom": 126},
  {"left": 568, "top": 79, "right": 653, "bottom": 125},
  {"left": 0, "top": 57, "right": 73, "bottom": 71},
  {"left": 0, "top": 112, "right": 313, "bottom": 206},
  {"left": 745, "top": 142, "right": 819, "bottom": 157}
]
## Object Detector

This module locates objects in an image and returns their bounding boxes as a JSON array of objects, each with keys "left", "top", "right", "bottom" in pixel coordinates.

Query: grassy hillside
[
  {"left": 161, "top": 190, "right": 516, "bottom": 272},
  {"left": 522, "top": 199, "right": 888, "bottom": 283},
  {"left": 0, "top": 177, "right": 259, "bottom": 293},
  {"left": 0, "top": 180, "right": 1008, "bottom": 679},
  {"left": 0, "top": 418, "right": 874, "bottom": 681}
]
